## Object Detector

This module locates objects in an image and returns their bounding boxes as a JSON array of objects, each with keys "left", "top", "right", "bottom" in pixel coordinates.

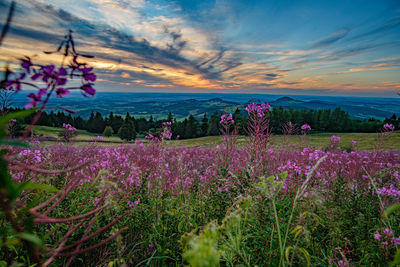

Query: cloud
[
  {"left": 1, "top": 0, "right": 399, "bottom": 95},
  {"left": 310, "top": 28, "right": 350, "bottom": 49},
  {"left": 336, "top": 59, "right": 400, "bottom": 74},
  {"left": 121, "top": 72, "right": 131, "bottom": 78},
  {"left": 264, "top": 73, "right": 279, "bottom": 81},
  {"left": 348, "top": 18, "right": 400, "bottom": 41}
]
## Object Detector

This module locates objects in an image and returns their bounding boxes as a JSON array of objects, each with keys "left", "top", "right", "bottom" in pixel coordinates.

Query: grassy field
[{"left": 31, "top": 125, "right": 400, "bottom": 150}]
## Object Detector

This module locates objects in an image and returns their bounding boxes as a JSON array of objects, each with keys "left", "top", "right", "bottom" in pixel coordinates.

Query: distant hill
[
  {"left": 11, "top": 92, "right": 399, "bottom": 120},
  {"left": 269, "top": 98, "right": 393, "bottom": 120}
]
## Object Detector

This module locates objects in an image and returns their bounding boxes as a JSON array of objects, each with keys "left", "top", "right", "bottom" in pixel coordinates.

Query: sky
[{"left": 0, "top": 0, "right": 400, "bottom": 97}]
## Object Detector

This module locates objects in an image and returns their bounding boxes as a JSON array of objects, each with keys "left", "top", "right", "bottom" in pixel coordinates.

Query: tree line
[{"left": 10, "top": 107, "right": 398, "bottom": 140}]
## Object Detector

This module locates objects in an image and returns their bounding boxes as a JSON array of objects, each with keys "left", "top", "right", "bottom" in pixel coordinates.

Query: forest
[{"left": 9, "top": 106, "right": 399, "bottom": 140}]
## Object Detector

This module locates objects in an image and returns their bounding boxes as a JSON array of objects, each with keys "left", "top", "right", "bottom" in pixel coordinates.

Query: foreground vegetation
[{"left": 5, "top": 133, "right": 400, "bottom": 266}]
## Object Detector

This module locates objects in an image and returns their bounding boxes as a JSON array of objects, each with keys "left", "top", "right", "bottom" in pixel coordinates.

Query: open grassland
[{"left": 32, "top": 125, "right": 400, "bottom": 150}]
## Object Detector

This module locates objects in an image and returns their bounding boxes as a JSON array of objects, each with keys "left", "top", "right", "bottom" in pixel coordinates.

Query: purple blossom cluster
[
  {"left": 245, "top": 102, "right": 270, "bottom": 117},
  {"left": 301, "top": 123, "right": 311, "bottom": 132},
  {"left": 374, "top": 228, "right": 400, "bottom": 247},
  {"left": 9, "top": 143, "right": 400, "bottom": 202},
  {"left": 377, "top": 184, "right": 400, "bottom": 197},
  {"left": 6, "top": 57, "right": 96, "bottom": 109},
  {"left": 62, "top": 123, "right": 76, "bottom": 132},
  {"left": 220, "top": 113, "right": 234, "bottom": 125},
  {"left": 161, "top": 121, "right": 172, "bottom": 140},
  {"left": 331, "top": 135, "right": 341, "bottom": 143},
  {"left": 383, "top": 123, "right": 395, "bottom": 132},
  {"left": 60, "top": 123, "right": 77, "bottom": 142},
  {"left": 301, "top": 123, "right": 311, "bottom": 135},
  {"left": 4, "top": 32, "right": 97, "bottom": 114},
  {"left": 146, "top": 121, "right": 173, "bottom": 142}
]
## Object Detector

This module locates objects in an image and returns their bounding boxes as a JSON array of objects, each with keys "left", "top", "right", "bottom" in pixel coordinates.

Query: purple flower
[
  {"left": 380, "top": 241, "right": 389, "bottom": 247},
  {"left": 391, "top": 237, "right": 400, "bottom": 245},
  {"left": 6, "top": 73, "right": 26, "bottom": 91},
  {"left": 261, "top": 102, "right": 271, "bottom": 111},
  {"left": 62, "top": 123, "right": 76, "bottom": 131},
  {"left": 301, "top": 124, "right": 311, "bottom": 131},
  {"left": 41, "top": 65, "right": 55, "bottom": 82},
  {"left": 31, "top": 72, "right": 41, "bottom": 80},
  {"left": 331, "top": 136, "right": 340, "bottom": 143},
  {"left": 20, "top": 56, "right": 32, "bottom": 72},
  {"left": 245, "top": 102, "right": 270, "bottom": 117},
  {"left": 377, "top": 184, "right": 400, "bottom": 197},
  {"left": 145, "top": 132, "right": 154, "bottom": 140},
  {"left": 383, "top": 123, "right": 395, "bottom": 132},
  {"left": 81, "top": 83, "right": 96, "bottom": 96},
  {"left": 374, "top": 231, "right": 382, "bottom": 240},
  {"left": 56, "top": 88, "right": 70, "bottom": 97},
  {"left": 58, "top": 67, "right": 67, "bottom": 76},
  {"left": 220, "top": 113, "right": 234, "bottom": 125},
  {"left": 25, "top": 88, "right": 47, "bottom": 108},
  {"left": 383, "top": 228, "right": 393, "bottom": 237}
]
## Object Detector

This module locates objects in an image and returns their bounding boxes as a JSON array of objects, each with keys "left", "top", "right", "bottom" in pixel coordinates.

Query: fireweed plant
[
  {"left": 59, "top": 123, "right": 77, "bottom": 142},
  {"left": 0, "top": 31, "right": 129, "bottom": 266},
  {"left": 245, "top": 102, "right": 272, "bottom": 177}
]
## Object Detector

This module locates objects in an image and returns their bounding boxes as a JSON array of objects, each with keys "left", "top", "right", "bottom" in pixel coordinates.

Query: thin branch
[{"left": 56, "top": 228, "right": 127, "bottom": 257}]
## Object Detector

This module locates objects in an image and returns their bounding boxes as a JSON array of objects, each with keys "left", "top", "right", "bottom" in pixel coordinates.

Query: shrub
[{"left": 103, "top": 125, "right": 113, "bottom": 137}]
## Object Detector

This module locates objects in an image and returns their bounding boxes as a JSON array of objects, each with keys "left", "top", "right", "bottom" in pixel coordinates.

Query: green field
[{"left": 31, "top": 125, "right": 400, "bottom": 150}]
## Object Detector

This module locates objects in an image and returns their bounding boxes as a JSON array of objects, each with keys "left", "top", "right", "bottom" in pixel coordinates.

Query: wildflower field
[
  {"left": 0, "top": 22, "right": 399, "bottom": 267},
  {"left": 5, "top": 127, "right": 400, "bottom": 266}
]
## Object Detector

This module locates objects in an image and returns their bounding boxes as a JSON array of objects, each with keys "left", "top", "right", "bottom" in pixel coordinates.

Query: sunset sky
[{"left": 0, "top": 0, "right": 400, "bottom": 96}]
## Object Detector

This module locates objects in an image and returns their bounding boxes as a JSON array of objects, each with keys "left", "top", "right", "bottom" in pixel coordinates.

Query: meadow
[
  {"left": 2, "top": 114, "right": 399, "bottom": 266},
  {"left": 32, "top": 125, "right": 400, "bottom": 151}
]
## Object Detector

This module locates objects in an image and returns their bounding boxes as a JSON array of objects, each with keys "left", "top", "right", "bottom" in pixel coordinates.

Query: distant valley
[{"left": 11, "top": 92, "right": 400, "bottom": 121}]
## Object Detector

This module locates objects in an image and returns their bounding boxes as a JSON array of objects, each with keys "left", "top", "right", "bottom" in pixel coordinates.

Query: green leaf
[
  {"left": 291, "top": 225, "right": 303, "bottom": 238},
  {"left": 298, "top": 247, "right": 311, "bottom": 267},
  {"left": 266, "top": 175, "right": 275, "bottom": 183},
  {"left": 384, "top": 203, "right": 400, "bottom": 218},
  {"left": 18, "top": 181, "right": 59, "bottom": 193},
  {"left": 278, "top": 171, "right": 288, "bottom": 180},
  {"left": 178, "top": 220, "right": 184, "bottom": 232},
  {"left": 285, "top": 246, "right": 292, "bottom": 262},
  {"left": 0, "top": 261, "right": 7, "bottom": 267},
  {"left": 16, "top": 232, "right": 42, "bottom": 246},
  {"left": 285, "top": 247, "right": 310, "bottom": 267},
  {"left": 390, "top": 249, "right": 400, "bottom": 266}
]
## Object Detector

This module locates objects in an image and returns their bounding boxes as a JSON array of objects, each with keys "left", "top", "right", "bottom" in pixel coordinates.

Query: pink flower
[
  {"left": 391, "top": 237, "right": 400, "bottom": 245},
  {"left": 383, "top": 228, "right": 393, "bottom": 237},
  {"left": 374, "top": 232, "right": 382, "bottom": 240},
  {"left": 383, "top": 123, "right": 395, "bottom": 132},
  {"left": 220, "top": 113, "right": 234, "bottom": 125}
]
